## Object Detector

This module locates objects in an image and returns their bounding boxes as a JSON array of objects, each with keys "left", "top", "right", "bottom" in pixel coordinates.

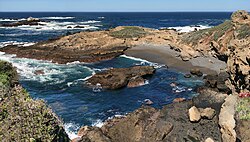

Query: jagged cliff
[
  {"left": 177, "top": 10, "right": 250, "bottom": 93},
  {"left": 0, "top": 61, "right": 69, "bottom": 141}
]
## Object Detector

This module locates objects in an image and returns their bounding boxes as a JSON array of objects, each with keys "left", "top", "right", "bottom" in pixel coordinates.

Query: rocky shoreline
[{"left": 0, "top": 10, "right": 249, "bottom": 142}]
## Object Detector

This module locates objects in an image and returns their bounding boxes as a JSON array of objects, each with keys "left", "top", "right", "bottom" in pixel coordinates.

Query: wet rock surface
[
  {"left": 87, "top": 66, "right": 155, "bottom": 89},
  {"left": 0, "top": 17, "right": 42, "bottom": 27}
]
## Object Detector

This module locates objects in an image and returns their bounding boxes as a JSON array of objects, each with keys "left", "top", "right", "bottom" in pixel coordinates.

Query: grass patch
[
  {"left": 110, "top": 26, "right": 148, "bottom": 38},
  {"left": 182, "top": 20, "right": 233, "bottom": 44},
  {"left": 236, "top": 97, "right": 250, "bottom": 120},
  {"left": 237, "top": 24, "right": 250, "bottom": 39}
]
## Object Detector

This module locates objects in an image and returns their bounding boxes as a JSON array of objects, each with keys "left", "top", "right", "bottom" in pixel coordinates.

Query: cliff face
[
  {"left": 178, "top": 10, "right": 250, "bottom": 93},
  {"left": 0, "top": 61, "right": 69, "bottom": 141}
]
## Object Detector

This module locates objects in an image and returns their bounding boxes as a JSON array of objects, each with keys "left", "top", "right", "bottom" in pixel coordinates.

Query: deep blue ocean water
[{"left": 0, "top": 12, "right": 231, "bottom": 138}]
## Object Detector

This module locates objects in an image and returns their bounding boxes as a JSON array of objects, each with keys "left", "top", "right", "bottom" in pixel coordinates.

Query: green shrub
[
  {"left": 237, "top": 24, "right": 250, "bottom": 39},
  {"left": 236, "top": 98, "right": 250, "bottom": 120},
  {"left": 110, "top": 26, "right": 148, "bottom": 38}
]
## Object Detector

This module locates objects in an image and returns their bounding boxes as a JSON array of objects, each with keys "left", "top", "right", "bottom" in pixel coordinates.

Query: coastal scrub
[{"left": 110, "top": 26, "right": 148, "bottom": 38}]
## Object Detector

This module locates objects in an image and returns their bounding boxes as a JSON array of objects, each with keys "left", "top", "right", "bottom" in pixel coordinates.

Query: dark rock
[
  {"left": 144, "top": 99, "right": 153, "bottom": 105},
  {"left": 0, "top": 17, "right": 42, "bottom": 27},
  {"left": 184, "top": 73, "right": 192, "bottom": 78},
  {"left": 127, "top": 76, "right": 145, "bottom": 88},
  {"left": 76, "top": 88, "right": 225, "bottom": 142},
  {"left": 87, "top": 66, "right": 155, "bottom": 89},
  {"left": 75, "top": 25, "right": 85, "bottom": 28},
  {"left": 203, "top": 72, "right": 231, "bottom": 93},
  {"left": 190, "top": 68, "right": 203, "bottom": 77},
  {"left": 67, "top": 26, "right": 72, "bottom": 29},
  {"left": 34, "top": 70, "right": 45, "bottom": 75}
]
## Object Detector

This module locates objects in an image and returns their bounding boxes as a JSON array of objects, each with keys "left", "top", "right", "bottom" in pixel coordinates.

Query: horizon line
[{"left": 0, "top": 11, "right": 241, "bottom": 13}]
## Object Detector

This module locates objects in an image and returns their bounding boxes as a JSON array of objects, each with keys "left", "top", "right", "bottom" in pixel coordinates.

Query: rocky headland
[{"left": 0, "top": 10, "right": 249, "bottom": 142}]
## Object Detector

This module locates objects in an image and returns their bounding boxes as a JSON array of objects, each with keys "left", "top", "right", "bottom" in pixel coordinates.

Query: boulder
[
  {"left": 205, "top": 137, "right": 215, "bottom": 142},
  {"left": 87, "top": 66, "right": 155, "bottom": 89},
  {"left": 189, "top": 106, "right": 201, "bottom": 122},
  {"left": 127, "top": 76, "right": 145, "bottom": 88},
  {"left": 144, "top": 99, "right": 153, "bottom": 105},
  {"left": 173, "top": 98, "right": 186, "bottom": 103},
  {"left": 199, "top": 108, "right": 216, "bottom": 120},
  {"left": 1, "top": 17, "right": 41, "bottom": 27},
  {"left": 190, "top": 68, "right": 203, "bottom": 77}
]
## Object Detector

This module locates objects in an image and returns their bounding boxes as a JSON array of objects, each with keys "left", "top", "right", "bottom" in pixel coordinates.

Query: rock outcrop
[
  {"left": 219, "top": 94, "right": 238, "bottom": 142},
  {"left": 178, "top": 10, "right": 250, "bottom": 93},
  {"left": 87, "top": 66, "right": 155, "bottom": 89},
  {"left": 0, "top": 61, "right": 69, "bottom": 141},
  {"left": 0, "top": 17, "right": 42, "bottom": 27},
  {"left": 74, "top": 88, "right": 227, "bottom": 142}
]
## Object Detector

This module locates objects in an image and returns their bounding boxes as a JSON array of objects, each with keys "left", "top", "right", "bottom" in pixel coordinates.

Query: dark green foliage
[
  {"left": 0, "top": 61, "right": 69, "bottom": 141},
  {"left": 110, "top": 26, "right": 148, "bottom": 38},
  {"left": 0, "top": 61, "right": 18, "bottom": 87}
]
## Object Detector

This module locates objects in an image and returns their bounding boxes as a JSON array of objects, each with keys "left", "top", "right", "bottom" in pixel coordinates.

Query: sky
[{"left": 0, "top": 0, "right": 249, "bottom": 12}]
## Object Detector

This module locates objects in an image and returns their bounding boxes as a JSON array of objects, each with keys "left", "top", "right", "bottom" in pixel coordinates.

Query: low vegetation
[
  {"left": 236, "top": 98, "right": 250, "bottom": 120},
  {"left": 0, "top": 61, "right": 17, "bottom": 87},
  {"left": 110, "top": 26, "right": 148, "bottom": 38},
  {"left": 0, "top": 61, "right": 69, "bottom": 141},
  {"left": 182, "top": 20, "right": 233, "bottom": 45},
  {"left": 237, "top": 24, "right": 250, "bottom": 39}
]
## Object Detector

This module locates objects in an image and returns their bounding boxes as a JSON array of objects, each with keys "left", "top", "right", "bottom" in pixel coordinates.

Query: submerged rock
[{"left": 87, "top": 66, "right": 155, "bottom": 89}]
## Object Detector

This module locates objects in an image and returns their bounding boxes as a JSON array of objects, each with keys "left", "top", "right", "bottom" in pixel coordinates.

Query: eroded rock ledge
[
  {"left": 86, "top": 66, "right": 155, "bottom": 89},
  {"left": 73, "top": 88, "right": 227, "bottom": 142}
]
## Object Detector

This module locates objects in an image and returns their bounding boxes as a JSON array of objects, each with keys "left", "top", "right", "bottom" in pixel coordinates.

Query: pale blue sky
[{"left": 0, "top": 0, "right": 249, "bottom": 12}]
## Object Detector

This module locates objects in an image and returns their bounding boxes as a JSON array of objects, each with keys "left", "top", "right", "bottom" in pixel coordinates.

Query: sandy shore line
[{"left": 125, "top": 44, "right": 227, "bottom": 75}]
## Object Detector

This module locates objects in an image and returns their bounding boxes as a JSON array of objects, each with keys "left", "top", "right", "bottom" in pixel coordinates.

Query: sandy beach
[{"left": 125, "top": 44, "right": 227, "bottom": 75}]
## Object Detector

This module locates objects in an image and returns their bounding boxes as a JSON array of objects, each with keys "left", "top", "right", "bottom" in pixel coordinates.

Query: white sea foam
[
  {"left": 0, "top": 41, "right": 35, "bottom": 48},
  {"left": 98, "top": 17, "right": 105, "bottom": 19},
  {"left": 1, "top": 21, "right": 99, "bottom": 31},
  {"left": 0, "top": 32, "right": 41, "bottom": 37},
  {"left": 64, "top": 123, "right": 80, "bottom": 140},
  {"left": 91, "top": 119, "right": 104, "bottom": 128},
  {"left": 0, "top": 18, "right": 26, "bottom": 22},
  {"left": 120, "top": 55, "right": 165, "bottom": 69},
  {"left": 40, "top": 17, "right": 75, "bottom": 20},
  {"left": 79, "top": 20, "right": 101, "bottom": 24},
  {"left": 0, "top": 52, "right": 95, "bottom": 85},
  {"left": 165, "top": 25, "right": 211, "bottom": 33}
]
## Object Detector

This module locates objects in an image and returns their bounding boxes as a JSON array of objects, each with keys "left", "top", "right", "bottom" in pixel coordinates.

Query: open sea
[{"left": 0, "top": 12, "right": 231, "bottom": 139}]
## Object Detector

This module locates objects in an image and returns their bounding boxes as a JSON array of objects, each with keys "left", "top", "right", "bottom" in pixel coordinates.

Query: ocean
[{"left": 0, "top": 12, "right": 231, "bottom": 139}]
